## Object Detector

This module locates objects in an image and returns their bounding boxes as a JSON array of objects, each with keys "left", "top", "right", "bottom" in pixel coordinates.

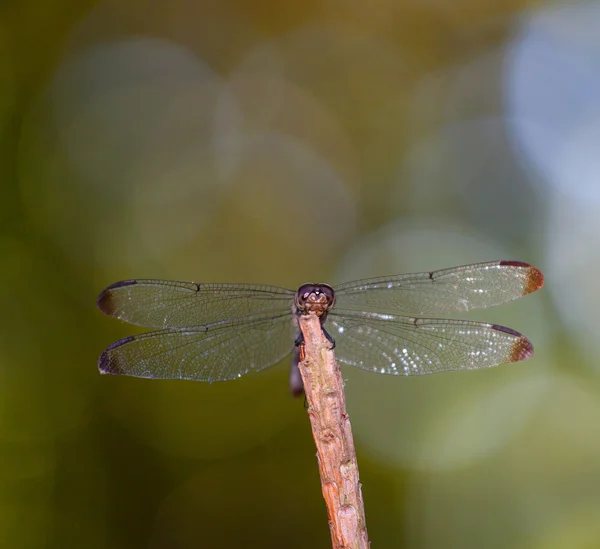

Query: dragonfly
[{"left": 97, "top": 260, "right": 543, "bottom": 395}]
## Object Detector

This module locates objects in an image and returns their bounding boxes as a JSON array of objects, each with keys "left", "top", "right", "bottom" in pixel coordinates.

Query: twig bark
[{"left": 297, "top": 313, "right": 370, "bottom": 549}]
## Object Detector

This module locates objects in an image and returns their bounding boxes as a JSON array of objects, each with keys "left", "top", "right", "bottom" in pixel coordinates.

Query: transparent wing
[
  {"left": 327, "top": 310, "right": 533, "bottom": 376},
  {"left": 98, "top": 312, "right": 296, "bottom": 381},
  {"left": 97, "top": 279, "right": 295, "bottom": 328},
  {"left": 334, "top": 261, "right": 543, "bottom": 315}
]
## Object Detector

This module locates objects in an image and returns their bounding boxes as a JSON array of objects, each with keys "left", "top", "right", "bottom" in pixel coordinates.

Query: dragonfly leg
[{"left": 322, "top": 327, "right": 336, "bottom": 350}]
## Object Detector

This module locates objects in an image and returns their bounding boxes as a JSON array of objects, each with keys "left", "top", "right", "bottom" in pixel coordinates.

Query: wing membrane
[
  {"left": 327, "top": 309, "right": 533, "bottom": 376},
  {"left": 97, "top": 279, "right": 294, "bottom": 329},
  {"left": 98, "top": 312, "right": 296, "bottom": 381},
  {"left": 334, "top": 261, "right": 543, "bottom": 315}
]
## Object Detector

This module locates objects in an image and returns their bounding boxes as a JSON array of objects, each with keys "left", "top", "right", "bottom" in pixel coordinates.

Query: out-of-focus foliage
[{"left": 2, "top": 0, "right": 599, "bottom": 547}]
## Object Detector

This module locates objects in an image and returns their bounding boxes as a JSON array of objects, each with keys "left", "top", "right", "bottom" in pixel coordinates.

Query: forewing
[
  {"left": 334, "top": 261, "right": 543, "bottom": 315},
  {"left": 97, "top": 279, "right": 294, "bottom": 328},
  {"left": 98, "top": 312, "right": 296, "bottom": 382},
  {"left": 327, "top": 310, "right": 533, "bottom": 376}
]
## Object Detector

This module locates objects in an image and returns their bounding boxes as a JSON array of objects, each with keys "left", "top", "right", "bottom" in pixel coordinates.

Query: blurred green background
[{"left": 3, "top": 0, "right": 600, "bottom": 547}]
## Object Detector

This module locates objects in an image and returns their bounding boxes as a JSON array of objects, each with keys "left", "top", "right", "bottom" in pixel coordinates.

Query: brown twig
[{"left": 297, "top": 314, "right": 370, "bottom": 549}]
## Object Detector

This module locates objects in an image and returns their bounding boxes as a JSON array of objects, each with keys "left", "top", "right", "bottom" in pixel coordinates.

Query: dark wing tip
[
  {"left": 97, "top": 280, "right": 137, "bottom": 315},
  {"left": 499, "top": 261, "right": 544, "bottom": 295},
  {"left": 492, "top": 324, "right": 534, "bottom": 362},
  {"left": 98, "top": 336, "right": 134, "bottom": 374},
  {"left": 499, "top": 260, "right": 531, "bottom": 268}
]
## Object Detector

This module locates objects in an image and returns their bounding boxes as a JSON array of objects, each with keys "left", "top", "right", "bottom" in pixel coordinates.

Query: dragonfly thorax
[{"left": 295, "top": 283, "right": 335, "bottom": 317}]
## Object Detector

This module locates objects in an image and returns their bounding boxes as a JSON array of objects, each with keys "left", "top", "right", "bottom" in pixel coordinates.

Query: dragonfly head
[{"left": 295, "top": 284, "right": 335, "bottom": 317}]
